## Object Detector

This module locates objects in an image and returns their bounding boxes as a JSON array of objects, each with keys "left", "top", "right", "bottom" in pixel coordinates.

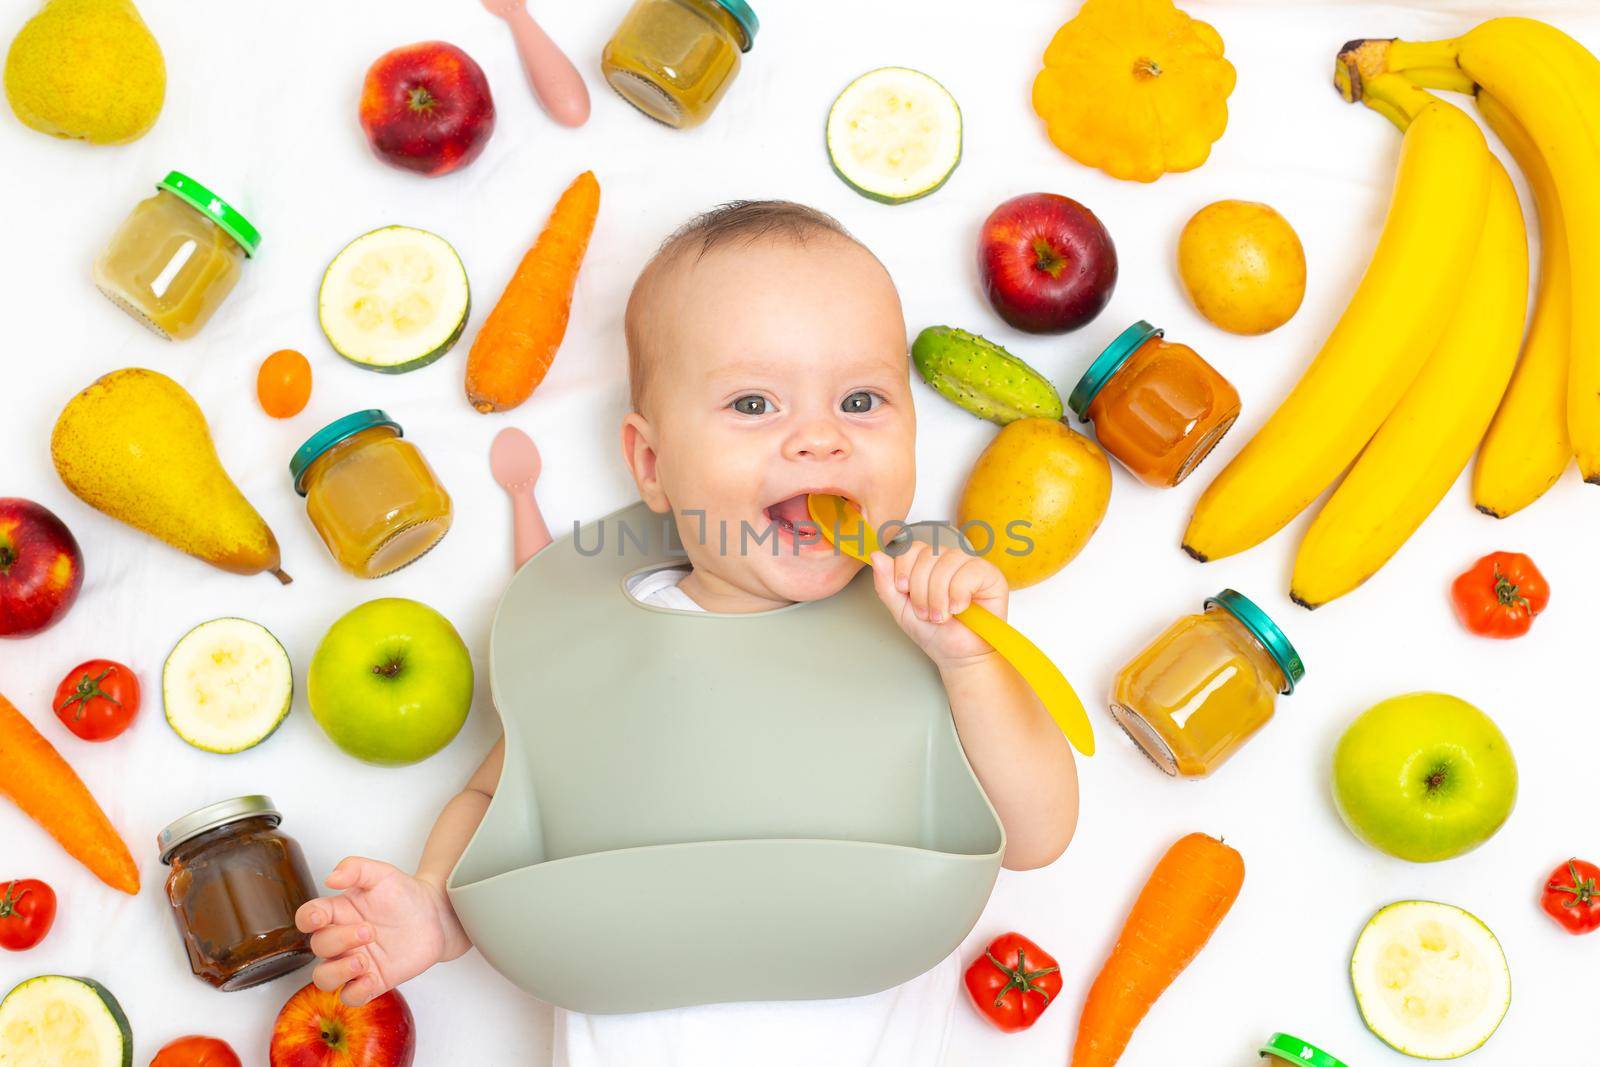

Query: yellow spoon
[{"left": 807, "top": 494, "right": 1095, "bottom": 756}]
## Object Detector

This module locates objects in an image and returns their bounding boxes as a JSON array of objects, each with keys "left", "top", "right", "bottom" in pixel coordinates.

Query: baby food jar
[
  {"left": 291, "top": 410, "right": 453, "bottom": 579},
  {"left": 1111, "top": 590, "right": 1304, "bottom": 778},
  {"left": 1068, "top": 321, "right": 1240, "bottom": 487},
  {"left": 601, "top": 0, "right": 759, "bottom": 128},
  {"left": 94, "top": 171, "right": 260, "bottom": 340},
  {"left": 159, "top": 796, "right": 316, "bottom": 991},
  {"left": 1259, "top": 1033, "right": 1347, "bottom": 1067}
]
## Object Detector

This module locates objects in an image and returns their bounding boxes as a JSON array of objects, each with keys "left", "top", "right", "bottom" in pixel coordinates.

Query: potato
[
  {"left": 1178, "top": 200, "right": 1306, "bottom": 335},
  {"left": 957, "top": 419, "right": 1111, "bottom": 589}
]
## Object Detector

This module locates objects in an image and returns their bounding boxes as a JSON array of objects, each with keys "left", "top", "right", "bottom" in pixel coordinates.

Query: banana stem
[
  {"left": 1335, "top": 37, "right": 1474, "bottom": 105},
  {"left": 1355, "top": 72, "right": 1440, "bottom": 131}
]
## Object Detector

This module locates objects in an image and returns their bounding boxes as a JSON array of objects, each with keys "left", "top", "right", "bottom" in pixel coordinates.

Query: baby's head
[{"left": 620, "top": 201, "right": 915, "bottom": 609}]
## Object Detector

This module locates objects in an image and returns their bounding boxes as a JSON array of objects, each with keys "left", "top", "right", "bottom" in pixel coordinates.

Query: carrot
[
  {"left": 465, "top": 170, "right": 600, "bottom": 413},
  {"left": 0, "top": 691, "right": 139, "bottom": 894},
  {"left": 1071, "top": 832, "right": 1243, "bottom": 1066}
]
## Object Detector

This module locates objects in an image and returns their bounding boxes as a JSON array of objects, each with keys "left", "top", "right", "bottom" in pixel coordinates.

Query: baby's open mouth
[{"left": 762, "top": 493, "right": 854, "bottom": 550}]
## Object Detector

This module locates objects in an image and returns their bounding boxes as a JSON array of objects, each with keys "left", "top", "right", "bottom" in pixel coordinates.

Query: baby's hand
[
  {"left": 869, "top": 539, "right": 1007, "bottom": 670},
  {"left": 294, "top": 856, "right": 466, "bottom": 1006}
]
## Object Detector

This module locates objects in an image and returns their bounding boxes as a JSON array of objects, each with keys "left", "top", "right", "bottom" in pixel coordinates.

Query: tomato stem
[
  {"left": 1492, "top": 566, "right": 1528, "bottom": 610},
  {"left": 57, "top": 668, "right": 121, "bottom": 721},
  {"left": 1551, "top": 860, "right": 1598, "bottom": 906},
  {"left": 985, "top": 948, "right": 1060, "bottom": 1008},
  {"left": 0, "top": 882, "right": 27, "bottom": 919}
]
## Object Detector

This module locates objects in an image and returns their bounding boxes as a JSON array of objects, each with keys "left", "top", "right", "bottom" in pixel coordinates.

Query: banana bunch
[{"left": 1186, "top": 18, "right": 1600, "bottom": 607}]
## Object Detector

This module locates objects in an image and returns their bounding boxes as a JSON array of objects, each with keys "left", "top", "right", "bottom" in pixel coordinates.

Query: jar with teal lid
[
  {"left": 291, "top": 411, "right": 452, "bottom": 579},
  {"left": 1111, "top": 589, "right": 1305, "bottom": 777},
  {"left": 1259, "top": 1033, "right": 1347, "bottom": 1067},
  {"left": 94, "top": 171, "right": 261, "bottom": 340},
  {"left": 601, "top": 0, "right": 758, "bottom": 128}
]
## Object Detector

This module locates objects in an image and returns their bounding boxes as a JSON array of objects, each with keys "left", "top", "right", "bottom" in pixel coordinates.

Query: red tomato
[
  {"left": 52, "top": 660, "right": 140, "bottom": 742},
  {"left": 257, "top": 349, "right": 312, "bottom": 419},
  {"left": 0, "top": 879, "right": 56, "bottom": 951},
  {"left": 1541, "top": 859, "right": 1600, "bottom": 935},
  {"left": 150, "top": 1036, "right": 242, "bottom": 1067},
  {"left": 1450, "top": 551, "right": 1549, "bottom": 638},
  {"left": 963, "top": 931, "right": 1063, "bottom": 1032}
]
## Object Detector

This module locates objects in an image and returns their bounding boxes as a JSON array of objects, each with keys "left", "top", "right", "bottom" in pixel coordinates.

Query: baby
[{"left": 296, "top": 201, "right": 1079, "bottom": 1066}]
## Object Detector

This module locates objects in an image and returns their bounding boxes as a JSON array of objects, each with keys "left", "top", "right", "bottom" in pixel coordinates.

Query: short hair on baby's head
[{"left": 625, "top": 200, "right": 863, "bottom": 413}]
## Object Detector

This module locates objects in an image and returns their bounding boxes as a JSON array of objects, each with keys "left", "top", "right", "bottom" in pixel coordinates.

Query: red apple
[
  {"left": 0, "top": 498, "right": 82, "bottom": 638},
  {"left": 270, "top": 983, "right": 414, "bottom": 1067},
  {"left": 979, "top": 192, "right": 1118, "bottom": 333},
  {"left": 359, "top": 42, "right": 495, "bottom": 177}
]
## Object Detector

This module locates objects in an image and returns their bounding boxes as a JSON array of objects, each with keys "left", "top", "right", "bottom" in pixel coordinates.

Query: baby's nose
[{"left": 786, "top": 419, "right": 851, "bottom": 459}]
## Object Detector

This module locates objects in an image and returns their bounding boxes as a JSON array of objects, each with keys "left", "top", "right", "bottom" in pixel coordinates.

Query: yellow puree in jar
[
  {"left": 94, "top": 189, "right": 245, "bottom": 340},
  {"left": 303, "top": 426, "right": 452, "bottom": 579},
  {"left": 602, "top": 0, "right": 746, "bottom": 127},
  {"left": 1111, "top": 609, "right": 1286, "bottom": 777}
]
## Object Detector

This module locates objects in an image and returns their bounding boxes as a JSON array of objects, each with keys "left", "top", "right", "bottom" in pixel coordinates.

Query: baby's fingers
[
  {"left": 324, "top": 856, "right": 397, "bottom": 892},
  {"left": 309, "top": 922, "right": 373, "bottom": 960},
  {"left": 311, "top": 951, "right": 369, "bottom": 994},
  {"left": 339, "top": 973, "right": 388, "bottom": 1008}
]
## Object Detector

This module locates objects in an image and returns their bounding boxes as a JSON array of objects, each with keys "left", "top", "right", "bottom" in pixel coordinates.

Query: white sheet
[{"left": 2, "top": 1, "right": 1594, "bottom": 1064}]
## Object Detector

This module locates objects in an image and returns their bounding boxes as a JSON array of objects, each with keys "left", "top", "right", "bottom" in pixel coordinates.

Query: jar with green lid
[
  {"left": 93, "top": 171, "right": 260, "bottom": 340},
  {"left": 1111, "top": 589, "right": 1305, "bottom": 777},
  {"left": 601, "top": 0, "right": 759, "bottom": 128},
  {"left": 1259, "top": 1033, "right": 1347, "bottom": 1067}
]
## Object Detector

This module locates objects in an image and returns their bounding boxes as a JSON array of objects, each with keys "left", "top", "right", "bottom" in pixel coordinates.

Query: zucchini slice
[
  {"left": 0, "top": 975, "right": 132, "bottom": 1067},
  {"left": 319, "top": 226, "right": 470, "bottom": 373},
  {"left": 1351, "top": 901, "right": 1511, "bottom": 1059},
  {"left": 827, "top": 67, "right": 962, "bottom": 204},
  {"left": 163, "top": 617, "right": 293, "bottom": 754}
]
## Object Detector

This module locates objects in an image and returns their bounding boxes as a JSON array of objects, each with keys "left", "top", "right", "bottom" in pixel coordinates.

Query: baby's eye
[
  {"left": 731, "top": 394, "right": 770, "bottom": 416},
  {"left": 841, "top": 391, "right": 880, "bottom": 414}
]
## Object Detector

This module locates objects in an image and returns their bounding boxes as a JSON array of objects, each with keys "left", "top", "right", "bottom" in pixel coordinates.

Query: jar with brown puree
[{"left": 159, "top": 796, "right": 316, "bottom": 991}]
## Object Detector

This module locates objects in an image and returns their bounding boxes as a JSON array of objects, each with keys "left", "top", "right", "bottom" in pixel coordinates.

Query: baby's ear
[{"left": 620, "top": 413, "right": 670, "bottom": 513}]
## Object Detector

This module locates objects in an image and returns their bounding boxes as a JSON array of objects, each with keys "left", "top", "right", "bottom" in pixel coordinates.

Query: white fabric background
[{"left": 2, "top": 1, "right": 1595, "bottom": 1063}]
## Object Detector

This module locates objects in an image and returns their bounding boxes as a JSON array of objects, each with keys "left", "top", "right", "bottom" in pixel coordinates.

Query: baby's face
[{"left": 628, "top": 236, "right": 915, "bottom": 606}]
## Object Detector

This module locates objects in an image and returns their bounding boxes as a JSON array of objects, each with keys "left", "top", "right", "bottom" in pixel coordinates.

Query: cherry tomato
[
  {"left": 0, "top": 879, "right": 56, "bottom": 951},
  {"left": 1541, "top": 858, "right": 1600, "bottom": 935},
  {"left": 963, "top": 931, "right": 1063, "bottom": 1033},
  {"left": 52, "top": 660, "right": 139, "bottom": 742},
  {"left": 1450, "top": 551, "right": 1549, "bottom": 638},
  {"left": 149, "top": 1036, "right": 243, "bottom": 1067},
  {"left": 257, "top": 349, "right": 312, "bottom": 418}
]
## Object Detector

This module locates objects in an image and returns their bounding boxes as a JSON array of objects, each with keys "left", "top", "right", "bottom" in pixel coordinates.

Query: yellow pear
[
  {"left": 957, "top": 418, "right": 1110, "bottom": 589},
  {"left": 52, "top": 369, "right": 290, "bottom": 583},
  {"left": 4, "top": 0, "right": 165, "bottom": 144}
]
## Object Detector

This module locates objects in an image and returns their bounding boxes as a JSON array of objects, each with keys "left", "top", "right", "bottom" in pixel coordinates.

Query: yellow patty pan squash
[{"left": 1032, "top": 0, "right": 1236, "bottom": 182}]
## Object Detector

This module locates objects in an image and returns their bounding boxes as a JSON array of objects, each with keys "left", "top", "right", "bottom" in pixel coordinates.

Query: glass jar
[
  {"left": 291, "top": 410, "right": 452, "bottom": 579},
  {"left": 159, "top": 796, "right": 316, "bottom": 991},
  {"left": 93, "top": 171, "right": 260, "bottom": 340},
  {"left": 601, "top": 0, "right": 759, "bottom": 128},
  {"left": 1068, "top": 321, "right": 1241, "bottom": 488},
  {"left": 1111, "top": 590, "right": 1304, "bottom": 778},
  {"left": 1259, "top": 1033, "right": 1347, "bottom": 1067}
]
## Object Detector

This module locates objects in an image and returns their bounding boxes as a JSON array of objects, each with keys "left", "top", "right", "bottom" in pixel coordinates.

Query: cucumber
[
  {"left": 827, "top": 67, "right": 962, "bottom": 204},
  {"left": 163, "top": 617, "right": 293, "bottom": 754},
  {"left": 319, "top": 226, "right": 470, "bottom": 373},
  {"left": 912, "top": 326, "right": 1063, "bottom": 424},
  {"left": 0, "top": 975, "right": 131, "bottom": 1067},
  {"left": 1351, "top": 901, "right": 1510, "bottom": 1059}
]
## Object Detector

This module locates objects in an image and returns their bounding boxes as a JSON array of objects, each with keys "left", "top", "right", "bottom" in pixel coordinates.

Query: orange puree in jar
[
  {"left": 1110, "top": 590, "right": 1304, "bottom": 778},
  {"left": 601, "top": 0, "right": 758, "bottom": 128},
  {"left": 1068, "top": 321, "right": 1240, "bottom": 487},
  {"left": 291, "top": 411, "right": 452, "bottom": 579}
]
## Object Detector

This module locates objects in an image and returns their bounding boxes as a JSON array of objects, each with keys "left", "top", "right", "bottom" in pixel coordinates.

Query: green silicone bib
[{"left": 448, "top": 501, "right": 1004, "bottom": 1014}]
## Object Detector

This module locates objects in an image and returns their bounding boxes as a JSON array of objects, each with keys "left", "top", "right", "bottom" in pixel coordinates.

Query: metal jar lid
[{"left": 158, "top": 795, "right": 281, "bottom": 863}]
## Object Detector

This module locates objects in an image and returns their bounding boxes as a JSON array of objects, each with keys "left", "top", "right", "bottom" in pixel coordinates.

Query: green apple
[
  {"left": 1332, "top": 692, "right": 1516, "bottom": 862},
  {"left": 308, "top": 597, "right": 474, "bottom": 766}
]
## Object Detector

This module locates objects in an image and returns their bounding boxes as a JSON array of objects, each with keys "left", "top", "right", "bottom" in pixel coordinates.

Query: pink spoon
[
  {"left": 490, "top": 427, "right": 554, "bottom": 569},
  {"left": 479, "top": 0, "right": 591, "bottom": 127}
]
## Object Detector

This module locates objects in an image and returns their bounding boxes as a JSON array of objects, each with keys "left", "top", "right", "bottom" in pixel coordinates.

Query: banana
[
  {"left": 1344, "top": 18, "right": 1600, "bottom": 480},
  {"left": 1291, "top": 154, "right": 1527, "bottom": 608},
  {"left": 1181, "top": 75, "right": 1490, "bottom": 563},
  {"left": 1471, "top": 91, "right": 1573, "bottom": 517}
]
